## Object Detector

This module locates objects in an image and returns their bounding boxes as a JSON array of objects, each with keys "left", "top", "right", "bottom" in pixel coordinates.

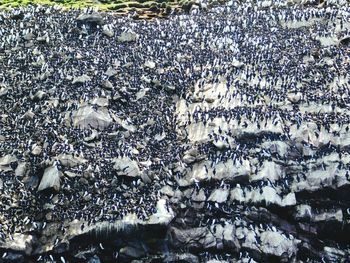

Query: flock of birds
[{"left": 0, "top": 0, "right": 350, "bottom": 261}]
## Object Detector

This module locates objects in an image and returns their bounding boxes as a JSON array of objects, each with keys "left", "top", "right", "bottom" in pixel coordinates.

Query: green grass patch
[
  {"left": 0, "top": 0, "right": 184, "bottom": 11},
  {"left": 0, "top": 0, "right": 220, "bottom": 18}
]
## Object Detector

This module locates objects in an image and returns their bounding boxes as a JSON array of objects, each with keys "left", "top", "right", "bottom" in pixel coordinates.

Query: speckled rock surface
[{"left": 1, "top": 0, "right": 350, "bottom": 262}]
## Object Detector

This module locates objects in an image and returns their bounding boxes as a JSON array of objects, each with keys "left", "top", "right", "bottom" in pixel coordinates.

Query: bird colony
[{"left": 1, "top": 0, "right": 350, "bottom": 262}]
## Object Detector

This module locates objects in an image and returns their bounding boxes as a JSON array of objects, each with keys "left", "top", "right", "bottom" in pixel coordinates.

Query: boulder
[
  {"left": 71, "top": 106, "right": 113, "bottom": 130},
  {"left": 230, "top": 187, "right": 246, "bottom": 203},
  {"left": 170, "top": 227, "right": 211, "bottom": 249},
  {"left": 104, "top": 67, "right": 118, "bottom": 77},
  {"left": 208, "top": 188, "right": 229, "bottom": 203},
  {"left": 23, "top": 32, "right": 34, "bottom": 41},
  {"left": 160, "top": 185, "right": 175, "bottom": 197},
  {"left": 72, "top": 74, "right": 91, "bottom": 84},
  {"left": 251, "top": 161, "right": 283, "bottom": 182},
  {"left": 148, "top": 199, "right": 175, "bottom": 225},
  {"left": 191, "top": 189, "right": 206, "bottom": 202},
  {"left": 182, "top": 148, "right": 204, "bottom": 164},
  {"left": 183, "top": 154, "right": 196, "bottom": 164},
  {"left": 31, "top": 144, "right": 42, "bottom": 155},
  {"left": 111, "top": 115, "right": 136, "bottom": 132},
  {"left": 0, "top": 85, "right": 9, "bottom": 97},
  {"left": 281, "top": 192, "right": 297, "bottom": 206},
  {"left": 287, "top": 92, "right": 302, "bottom": 103},
  {"left": 260, "top": 231, "right": 300, "bottom": 257},
  {"left": 313, "top": 209, "right": 343, "bottom": 222},
  {"left": 102, "top": 25, "right": 114, "bottom": 37},
  {"left": 120, "top": 245, "right": 146, "bottom": 259},
  {"left": 0, "top": 154, "right": 17, "bottom": 172},
  {"left": 113, "top": 157, "right": 141, "bottom": 178},
  {"left": 32, "top": 90, "right": 46, "bottom": 100},
  {"left": 294, "top": 204, "right": 312, "bottom": 221},
  {"left": 101, "top": 80, "right": 114, "bottom": 90},
  {"left": 76, "top": 13, "right": 104, "bottom": 25},
  {"left": 38, "top": 165, "right": 61, "bottom": 192},
  {"left": 55, "top": 154, "right": 88, "bottom": 168},
  {"left": 324, "top": 246, "right": 348, "bottom": 262},
  {"left": 222, "top": 224, "right": 240, "bottom": 250},
  {"left": 240, "top": 228, "right": 259, "bottom": 251},
  {"left": 15, "top": 162, "right": 28, "bottom": 177},
  {"left": 144, "top": 60, "right": 156, "bottom": 69},
  {"left": 0, "top": 233, "right": 35, "bottom": 255},
  {"left": 213, "top": 140, "right": 229, "bottom": 149},
  {"left": 339, "top": 36, "right": 350, "bottom": 46},
  {"left": 117, "top": 31, "right": 138, "bottom": 43},
  {"left": 90, "top": 97, "right": 109, "bottom": 107},
  {"left": 231, "top": 58, "right": 244, "bottom": 68},
  {"left": 0, "top": 154, "right": 17, "bottom": 166},
  {"left": 84, "top": 129, "right": 100, "bottom": 142}
]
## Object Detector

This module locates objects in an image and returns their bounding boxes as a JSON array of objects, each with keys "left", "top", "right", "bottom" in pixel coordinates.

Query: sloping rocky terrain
[{"left": 1, "top": 0, "right": 350, "bottom": 262}]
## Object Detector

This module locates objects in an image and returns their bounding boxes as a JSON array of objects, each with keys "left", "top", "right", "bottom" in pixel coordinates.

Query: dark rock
[
  {"left": 76, "top": 13, "right": 104, "bottom": 25},
  {"left": 1, "top": 252, "right": 24, "bottom": 262},
  {"left": 120, "top": 244, "right": 147, "bottom": 259},
  {"left": 170, "top": 227, "right": 215, "bottom": 249},
  {"left": 339, "top": 36, "right": 350, "bottom": 45}
]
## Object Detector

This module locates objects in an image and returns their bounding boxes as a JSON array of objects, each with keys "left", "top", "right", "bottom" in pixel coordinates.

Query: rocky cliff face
[{"left": 0, "top": 0, "right": 350, "bottom": 262}]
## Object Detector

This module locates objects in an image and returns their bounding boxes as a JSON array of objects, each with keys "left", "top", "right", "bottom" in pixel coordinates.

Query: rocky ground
[{"left": 1, "top": 0, "right": 350, "bottom": 262}]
